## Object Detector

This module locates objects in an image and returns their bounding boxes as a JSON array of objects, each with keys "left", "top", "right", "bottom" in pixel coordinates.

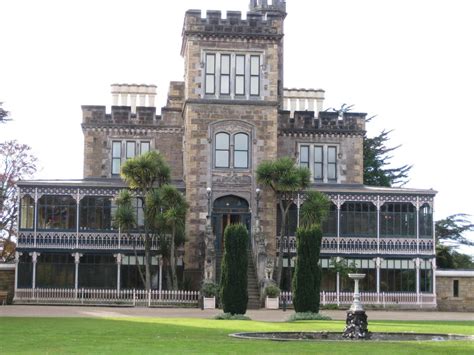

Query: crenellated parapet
[
  {"left": 182, "top": 9, "right": 284, "bottom": 48},
  {"left": 81, "top": 105, "right": 159, "bottom": 126},
  {"left": 279, "top": 110, "right": 366, "bottom": 134}
]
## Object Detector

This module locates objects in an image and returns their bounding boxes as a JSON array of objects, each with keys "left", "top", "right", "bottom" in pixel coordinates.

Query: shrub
[
  {"left": 287, "top": 312, "right": 332, "bottom": 322},
  {"left": 201, "top": 282, "right": 219, "bottom": 298},
  {"left": 220, "top": 224, "right": 248, "bottom": 315},
  {"left": 264, "top": 284, "right": 281, "bottom": 298},
  {"left": 292, "top": 226, "right": 323, "bottom": 313},
  {"left": 214, "top": 313, "right": 251, "bottom": 320}
]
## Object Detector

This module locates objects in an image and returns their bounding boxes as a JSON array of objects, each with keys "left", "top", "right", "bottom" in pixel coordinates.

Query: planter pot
[
  {"left": 265, "top": 296, "right": 279, "bottom": 309},
  {"left": 203, "top": 296, "right": 216, "bottom": 309}
]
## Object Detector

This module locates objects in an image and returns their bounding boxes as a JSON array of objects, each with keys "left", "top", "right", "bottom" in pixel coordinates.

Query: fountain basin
[{"left": 230, "top": 332, "right": 473, "bottom": 342}]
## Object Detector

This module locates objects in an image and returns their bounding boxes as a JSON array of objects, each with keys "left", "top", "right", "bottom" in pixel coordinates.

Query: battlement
[
  {"left": 249, "top": 0, "right": 286, "bottom": 14},
  {"left": 81, "top": 105, "right": 160, "bottom": 126},
  {"left": 182, "top": 9, "right": 284, "bottom": 41},
  {"left": 279, "top": 110, "right": 366, "bottom": 133}
]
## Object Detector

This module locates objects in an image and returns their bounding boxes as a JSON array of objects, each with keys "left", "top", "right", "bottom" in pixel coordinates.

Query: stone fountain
[{"left": 342, "top": 273, "right": 369, "bottom": 339}]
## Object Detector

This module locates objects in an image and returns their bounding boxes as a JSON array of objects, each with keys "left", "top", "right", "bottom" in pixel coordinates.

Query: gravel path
[{"left": 1, "top": 305, "right": 473, "bottom": 322}]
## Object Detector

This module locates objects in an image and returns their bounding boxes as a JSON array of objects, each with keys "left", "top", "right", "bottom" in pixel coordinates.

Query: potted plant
[
  {"left": 264, "top": 284, "right": 281, "bottom": 309},
  {"left": 201, "top": 282, "right": 218, "bottom": 309}
]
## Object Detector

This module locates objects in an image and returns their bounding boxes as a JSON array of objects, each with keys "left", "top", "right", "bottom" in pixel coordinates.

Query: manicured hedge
[
  {"left": 292, "top": 226, "right": 323, "bottom": 313},
  {"left": 220, "top": 224, "right": 248, "bottom": 315}
]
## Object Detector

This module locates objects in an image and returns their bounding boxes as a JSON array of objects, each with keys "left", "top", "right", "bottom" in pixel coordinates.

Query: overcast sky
[{"left": 1, "top": 0, "right": 473, "bottom": 251}]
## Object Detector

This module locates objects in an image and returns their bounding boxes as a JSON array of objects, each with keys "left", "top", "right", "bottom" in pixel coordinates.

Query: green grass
[{"left": 0, "top": 317, "right": 472, "bottom": 354}]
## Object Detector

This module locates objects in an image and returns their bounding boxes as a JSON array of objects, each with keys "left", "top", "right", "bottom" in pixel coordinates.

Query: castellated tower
[{"left": 181, "top": 6, "right": 286, "bottom": 282}]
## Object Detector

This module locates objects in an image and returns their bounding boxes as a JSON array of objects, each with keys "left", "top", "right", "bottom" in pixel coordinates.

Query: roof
[
  {"left": 436, "top": 269, "right": 474, "bottom": 277},
  {"left": 17, "top": 178, "right": 185, "bottom": 189},
  {"left": 310, "top": 183, "right": 437, "bottom": 196}
]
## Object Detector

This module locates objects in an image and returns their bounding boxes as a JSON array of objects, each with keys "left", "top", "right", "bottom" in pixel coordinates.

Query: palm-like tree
[
  {"left": 113, "top": 190, "right": 147, "bottom": 287},
  {"left": 118, "top": 151, "right": 171, "bottom": 290},
  {"left": 256, "top": 157, "right": 310, "bottom": 285},
  {"left": 299, "top": 191, "right": 330, "bottom": 228},
  {"left": 159, "top": 185, "right": 188, "bottom": 290}
]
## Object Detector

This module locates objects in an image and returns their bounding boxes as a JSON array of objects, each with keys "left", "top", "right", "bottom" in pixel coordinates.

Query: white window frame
[
  {"left": 203, "top": 51, "right": 262, "bottom": 100},
  {"left": 111, "top": 139, "right": 152, "bottom": 176},
  {"left": 298, "top": 143, "right": 339, "bottom": 183},
  {"left": 214, "top": 132, "right": 250, "bottom": 170}
]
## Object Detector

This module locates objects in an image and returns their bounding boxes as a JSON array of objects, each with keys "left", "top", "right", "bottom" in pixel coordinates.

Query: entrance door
[{"left": 211, "top": 195, "right": 251, "bottom": 251}]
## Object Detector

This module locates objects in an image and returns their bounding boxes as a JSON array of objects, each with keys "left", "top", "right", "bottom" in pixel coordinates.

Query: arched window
[
  {"left": 234, "top": 133, "right": 249, "bottom": 168},
  {"left": 215, "top": 133, "right": 230, "bottom": 168}
]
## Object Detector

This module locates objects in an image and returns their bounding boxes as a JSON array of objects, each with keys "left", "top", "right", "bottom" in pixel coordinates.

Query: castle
[{"left": 14, "top": 1, "right": 437, "bottom": 307}]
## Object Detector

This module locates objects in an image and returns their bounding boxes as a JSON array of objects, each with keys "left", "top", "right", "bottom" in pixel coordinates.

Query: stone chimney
[
  {"left": 110, "top": 84, "right": 157, "bottom": 113},
  {"left": 283, "top": 88, "right": 325, "bottom": 117}
]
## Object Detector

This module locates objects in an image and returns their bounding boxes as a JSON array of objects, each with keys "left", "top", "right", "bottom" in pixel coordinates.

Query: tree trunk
[
  {"left": 133, "top": 238, "right": 146, "bottom": 289},
  {"left": 170, "top": 225, "right": 178, "bottom": 290},
  {"left": 144, "top": 235, "right": 152, "bottom": 290},
  {"left": 275, "top": 200, "right": 289, "bottom": 286}
]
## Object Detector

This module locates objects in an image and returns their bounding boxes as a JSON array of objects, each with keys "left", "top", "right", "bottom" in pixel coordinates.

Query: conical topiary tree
[
  {"left": 220, "top": 224, "right": 248, "bottom": 315},
  {"left": 292, "top": 226, "right": 323, "bottom": 313}
]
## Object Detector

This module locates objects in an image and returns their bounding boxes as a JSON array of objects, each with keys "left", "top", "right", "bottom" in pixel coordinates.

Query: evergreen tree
[
  {"left": 292, "top": 226, "right": 323, "bottom": 313},
  {"left": 363, "top": 129, "right": 412, "bottom": 187},
  {"left": 220, "top": 224, "right": 248, "bottom": 315},
  {"left": 256, "top": 157, "right": 310, "bottom": 285},
  {"left": 0, "top": 103, "right": 11, "bottom": 123}
]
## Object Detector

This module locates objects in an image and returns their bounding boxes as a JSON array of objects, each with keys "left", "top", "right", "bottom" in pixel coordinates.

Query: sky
[{"left": 1, "top": 0, "right": 473, "bottom": 252}]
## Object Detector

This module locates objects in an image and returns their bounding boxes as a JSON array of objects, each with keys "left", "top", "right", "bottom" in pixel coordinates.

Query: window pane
[
  {"left": 215, "top": 133, "right": 229, "bottom": 149},
  {"left": 314, "top": 146, "right": 323, "bottom": 162},
  {"left": 250, "top": 77, "right": 259, "bottom": 95},
  {"left": 112, "top": 159, "right": 121, "bottom": 175},
  {"left": 126, "top": 142, "right": 136, "bottom": 159},
  {"left": 234, "top": 133, "right": 248, "bottom": 150},
  {"left": 140, "top": 142, "right": 150, "bottom": 155},
  {"left": 250, "top": 56, "right": 260, "bottom": 75},
  {"left": 206, "top": 54, "right": 215, "bottom": 74},
  {"left": 221, "top": 55, "right": 230, "bottom": 75},
  {"left": 328, "top": 164, "right": 336, "bottom": 180},
  {"left": 300, "top": 146, "right": 309, "bottom": 162},
  {"left": 328, "top": 146, "right": 337, "bottom": 162},
  {"left": 315, "top": 163, "right": 323, "bottom": 180},
  {"left": 206, "top": 75, "right": 215, "bottom": 94},
  {"left": 234, "top": 151, "right": 248, "bottom": 168},
  {"left": 112, "top": 142, "right": 121, "bottom": 158},
  {"left": 236, "top": 55, "right": 245, "bottom": 75},
  {"left": 215, "top": 151, "right": 229, "bottom": 167},
  {"left": 220, "top": 76, "right": 230, "bottom": 95},
  {"left": 235, "top": 76, "right": 245, "bottom": 95}
]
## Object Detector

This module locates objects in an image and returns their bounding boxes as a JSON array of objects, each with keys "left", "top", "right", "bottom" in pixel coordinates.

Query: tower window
[
  {"left": 215, "top": 133, "right": 230, "bottom": 168},
  {"left": 453, "top": 280, "right": 459, "bottom": 297},
  {"left": 234, "top": 133, "right": 249, "bottom": 168},
  {"left": 214, "top": 132, "right": 250, "bottom": 169},
  {"left": 250, "top": 55, "right": 260, "bottom": 96},
  {"left": 220, "top": 54, "right": 231, "bottom": 95},
  {"left": 235, "top": 55, "right": 246, "bottom": 95},
  {"left": 205, "top": 53, "right": 216, "bottom": 94},
  {"left": 203, "top": 52, "right": 262, "bottom": 99}
]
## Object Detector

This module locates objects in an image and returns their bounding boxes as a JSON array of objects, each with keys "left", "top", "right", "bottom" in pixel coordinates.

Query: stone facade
[
  {"left": 436, "top": 270, "right": 474, "bottom": 312},
  {"left": 0, "top": 265, "right": 15, "bottom": 304},
  {"left": 14, "top": 1, "right": 438, "bottom": 300}
]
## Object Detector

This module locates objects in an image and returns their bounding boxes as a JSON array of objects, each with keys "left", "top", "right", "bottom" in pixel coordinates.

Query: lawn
[{"left": 0, "top": 317, "right": 473, "bottom": 354}]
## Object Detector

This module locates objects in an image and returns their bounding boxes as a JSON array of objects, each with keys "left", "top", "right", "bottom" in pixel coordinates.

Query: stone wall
[
  {"left": 0, "top": 265, "right": 15, "bottom": 304},
  {"left": 278, "top": 132, "right": 364, "bottom": 184},
  {"left": 82, "top": 82, "right": 185, "bottom": 180},
  {"left": 436, "top": 271, "right": 474, "bottom": 311}
]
